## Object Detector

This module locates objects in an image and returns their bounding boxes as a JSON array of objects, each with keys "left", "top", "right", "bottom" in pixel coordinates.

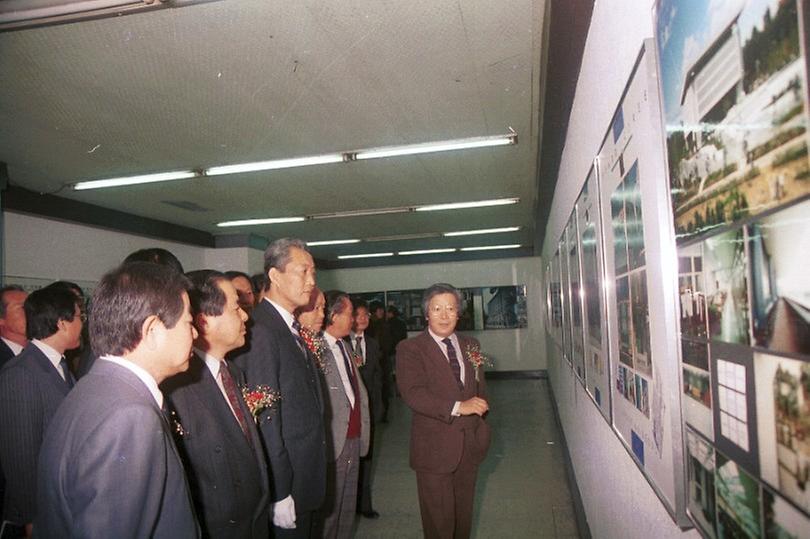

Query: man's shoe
[{"left": 359, "top": 510, "right": 380, "bottom": 519}]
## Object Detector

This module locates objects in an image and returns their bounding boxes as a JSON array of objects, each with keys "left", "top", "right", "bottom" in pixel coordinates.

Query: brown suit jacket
[{"left": 396, "top": 331, "right": 491, "bottom": 474}]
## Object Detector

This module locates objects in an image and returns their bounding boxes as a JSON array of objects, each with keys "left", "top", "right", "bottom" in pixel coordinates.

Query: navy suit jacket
[
  {"left": 232, "top": 300, "right": 326, "bottom": 511},
  {"left": 0, "top": 344, "right": 72, "bottom": 523},
  {"left": 347, "top": 334, "right": 384, "bottom": 424},
  {"left": 34, "top": 360, "right": 199, "bottom": 538},
  {"left": 163, "top": 353, "right": 270, "bottom": 539},
  {"left": 0, "top": 340, "right": 16, "bottom": 371}
]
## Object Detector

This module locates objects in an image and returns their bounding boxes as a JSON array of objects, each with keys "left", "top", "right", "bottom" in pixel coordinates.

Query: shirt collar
[
  {"left": 31, "top": 339, "right": 63, "bottom": 371},
  {"left": 428, "top": 329, "right": 457, "bottom": 347},
  {"left": 323, "top": 331, "right": 340, "bottom": 349},
  {"left": 265, "top": 298, "right": 296, "bottom": 331},
  {"left": 194, "top": 347, "right": 224, "bottom": 379},
  {"left": 99, "top": 355, "right": 164, "bottom": 409},
  {"left": 2, "top": 337, "right": 24, "bottom": 356},
  {"left": 350, "top": 331, "right": 364, "bottom": 340}
]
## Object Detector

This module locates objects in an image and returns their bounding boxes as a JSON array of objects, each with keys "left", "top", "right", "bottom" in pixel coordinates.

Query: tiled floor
[{"left": 355, "top": 379, "right": 581, "bottom": 538}]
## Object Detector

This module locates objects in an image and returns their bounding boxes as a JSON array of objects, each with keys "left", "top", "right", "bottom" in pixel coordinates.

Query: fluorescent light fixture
[
  {"left": 217, "top": 216, "right": 306, "bottom": 227},
  {"left": 443, "top": 226, "right": 520, "bottom": 237},
  {"left": 366, "top": 232, "right": 439, "bottom": 242},
  {"left": 416, "top": 198, "right": 519, "bottom": 212},
  {"left": 354, "top": 133, "right": 517, "bottom": 161},
  {"left": 398, "top": 248, "right": 457, "bottom": 256},
  {"left": 206, "top": 154, "right": 344, "bottom": 176},
  {"left": 306, "top": 239, "right": 361, "bottom": 246},
  {"left": 73, "top": 170, "right": 197, "bottom": 191},
  {"left": 309, "top": 206, "right": 410, "bottom": 220},
  {"left": 460, "top": 244, "right": 522, "bottom": 252},
  {"left": 337, "top": 252, "right": 395, "bottom": 260}
]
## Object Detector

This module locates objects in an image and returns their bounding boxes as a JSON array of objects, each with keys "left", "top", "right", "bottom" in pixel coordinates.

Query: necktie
[
  {"left": 442, "top": 337, "right": 463, "bottom": 389},
  {"left": 336, "top": 340, "right": 357, "bottom": 401},
  {"left": 59, "top": 357, "right": 75, "bottom": 388},
  {"left": 291, "top": 320, "right": 307, "bottom": 354},
  {"left": 354, "top": 336, "right": 364, "bottom": 366},
  {"left": 219, "top": 360, "right": 252, "bottom": 443}
]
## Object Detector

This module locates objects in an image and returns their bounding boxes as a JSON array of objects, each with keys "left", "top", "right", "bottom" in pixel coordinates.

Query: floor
[{"left": 354, "top": 378, "right": 582, "bottom": 538}]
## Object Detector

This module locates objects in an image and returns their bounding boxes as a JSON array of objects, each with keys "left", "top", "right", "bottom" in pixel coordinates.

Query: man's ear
[
  {"left": 141, "top": 315, "right": 162, "bottom": 350},
  {"left": 193, "top": 313, "right": 207, "bottom": 334}
]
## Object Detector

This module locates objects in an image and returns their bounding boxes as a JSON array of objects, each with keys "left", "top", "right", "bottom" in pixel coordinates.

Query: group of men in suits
[{"left": 0, "top": 238, "right": 491, "bottom": 539}]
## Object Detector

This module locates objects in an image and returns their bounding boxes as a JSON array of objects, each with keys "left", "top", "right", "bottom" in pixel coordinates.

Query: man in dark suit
[
  {"left": 0, "top": 284, "right": 82, "bottom": 534},
  {"left": 34, "top": 262, "right": 199, "bottom": 538},
  {"left": 232, "top": 238, "right": 326, "bottom": 538},
  {"left": 317, "top": 291, "right": 370, "bottom": 539},
  {"left": 0, "top": 286, "right": 27, "bottom": 370},
  {"left": 348, "top": 299, "right": 383, "bottom": 519},
  {"left": 163, "top": 270, "right": 269, "bottom": 539},
  {"left": 396, "top": 283, "right": 491, "bottom": 539}
]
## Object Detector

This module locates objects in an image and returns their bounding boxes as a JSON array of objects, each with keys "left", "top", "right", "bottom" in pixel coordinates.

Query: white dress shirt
[
  {"left": 323, "top": 332, "right": 356, "bottom": 408},
  {"left": 427, "top": 329, "right": 465, "bottom": 416},
  {"left": 31, "top": 339, "right": 67, "bottom": 381},
  {"left": 349, "top": 331, "right": 365, "bottom": 365},
  {"left": 265, "top": 298, "right": 297, "bottom": 333},
  {"left": 1, "top": 337, "right": 23, "bottom": 356},
  {"left": 197, "top": 348, "right": 240, "bottom": 421},
  {"left": 100, "top": 355, "right": 164, "bottom": 409}
]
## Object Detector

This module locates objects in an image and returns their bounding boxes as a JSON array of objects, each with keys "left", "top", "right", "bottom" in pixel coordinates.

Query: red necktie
[{"left": 219, "top": 360, "right": 252, "bottom": 444}]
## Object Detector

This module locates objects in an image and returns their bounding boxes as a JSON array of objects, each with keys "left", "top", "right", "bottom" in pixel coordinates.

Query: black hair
[
  {"left": 186, "top": 270, "right": 228, "bottom": 317},
  {"left": 323, "top": 290, "right": 351, "bottom": 327},
  {"left": 24, "top": 285, "right": 80, "bottom": 340},
  {"left": 123, "top": 248, "right": 184, "bottom": 274}
]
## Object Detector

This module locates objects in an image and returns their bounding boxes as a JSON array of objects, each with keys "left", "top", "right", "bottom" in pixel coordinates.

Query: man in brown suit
[{"left": 396, "top": 283, "right": 491, "bottom": 539}]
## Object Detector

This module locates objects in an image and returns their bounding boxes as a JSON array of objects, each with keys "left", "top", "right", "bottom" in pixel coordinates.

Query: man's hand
[
  {"left": 458, "top": 397, "right": 489, "bottom": 416},
  {"left": 272, "top": 495, "right": 296, "bottom": 529}
]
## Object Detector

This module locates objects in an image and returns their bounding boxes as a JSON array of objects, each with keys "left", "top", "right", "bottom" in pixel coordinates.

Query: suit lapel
[
  {"left": 29, "top": 346, "right": 71, "bottom": 396},
  {"left": 417, "top": 332, "right": 463, "bottom": 392}
]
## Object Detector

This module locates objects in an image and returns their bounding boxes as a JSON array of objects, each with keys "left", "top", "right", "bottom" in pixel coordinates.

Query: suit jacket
[
  {"left": 163, "top": 354, "right": 270, "bottom": 539},
  {"left": 0, "top": 344, "right": 72, "bottom": 523},
  {"left": 0, "top": 340, "right": 16, "bottom": 371},
  {"left": 346, "top": 334, "right": 383, "bottom": 424},
  {"left": 231, "top": 300, "right": 326, "bottom": 511},
  {"left": 33, "top": 360, "right": 199, "bottom": 538},
  {"left": 320, "top": 339, "right": 370, "bottom": 460},
  {"left": 395, "top": 332, "right": 491, "bottom": 474}
]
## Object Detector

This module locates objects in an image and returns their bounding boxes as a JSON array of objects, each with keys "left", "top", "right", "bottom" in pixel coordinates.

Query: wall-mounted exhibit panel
[
  {"left": 566, "top": 209, "right": 586, "bottom": 380},
  {"left": 598, "top": 40, "right": 689, "bottom": 526},
  {"left": 656, "top": 0, "right": 810, "bottom": 535}
]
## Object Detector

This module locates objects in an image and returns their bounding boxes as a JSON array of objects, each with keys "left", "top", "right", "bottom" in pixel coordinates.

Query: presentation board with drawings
[
  {"left": 596, "top": 40, "right": 690, "bottom": 527},
  {"left": 655, "top": 0, "right": 810, "bottom": 535}
]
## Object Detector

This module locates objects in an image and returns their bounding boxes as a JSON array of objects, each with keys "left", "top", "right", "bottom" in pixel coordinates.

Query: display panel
[
  {"left": 598, "top": 41, "right": 689, "bottom": 525},
  {"left": 656, "top": 0, "right": 810, "bottom": 534},
  {"left": 566, "top": 209, "right": 586, "bottom": 379}
]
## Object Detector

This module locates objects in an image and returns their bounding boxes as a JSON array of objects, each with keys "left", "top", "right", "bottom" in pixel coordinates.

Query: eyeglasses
[
  {"left": 428, "top": 304, "right": 458, "bottom": 315},
  {"left": 78, "top": 313, "right": 87, "bottom": 323}
]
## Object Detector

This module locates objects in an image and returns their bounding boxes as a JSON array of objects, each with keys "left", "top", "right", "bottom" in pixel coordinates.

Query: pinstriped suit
[
  {"left": 163, "top": 353, "right": 270, "bottom": 539},
  {"left": 0, "top": 344, "right": 72, "bottom": 524}
]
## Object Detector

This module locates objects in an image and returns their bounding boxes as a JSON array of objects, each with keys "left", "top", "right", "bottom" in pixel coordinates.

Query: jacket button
[{"left": 214, "top": 446, "right": 222, "bottom": 453}]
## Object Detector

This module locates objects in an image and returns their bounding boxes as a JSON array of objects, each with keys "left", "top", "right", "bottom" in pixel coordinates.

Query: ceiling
[{"left": 0, "top": 0, "right": 549, "bottom": 268}]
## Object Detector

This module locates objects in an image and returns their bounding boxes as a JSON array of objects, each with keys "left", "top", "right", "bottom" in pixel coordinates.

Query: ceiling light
[
  {"left": 354, "top": 133, "right": 517, "bottom": 160},
  {"left": 398, "top": 248, "right": 457, "bottom": 256},
  {"left": 365, "top": 232, "right": 440, "bottom": 242},
  {"left": 443, "top": 226, "right": 520, "bottom": 237},
  {"left": 416, "top": 198, "right": 520, "bottom": 212},
  {"left": 73, "top": 170, "right": 198, "bottom": 190},
  {"left": 206, "top": 154, "right": 344, "bottom": 176},
  {"left": 309, "top": 206, "right": 410, "bottom": 219},
  {"left": 337, "top": 252, "right": 395, "bottom": 259},
  {"left": 217, "top": 216, "right": 306, "bottom": 227},
  {"left": 306, "top": 239, "right": 361, "bottom": 246},
  {"left": 460, "top": 244, "right": 522, "bottom": 251}
]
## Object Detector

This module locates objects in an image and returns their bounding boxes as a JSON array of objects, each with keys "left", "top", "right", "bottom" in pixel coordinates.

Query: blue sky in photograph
[{"left": 656, "top": 0, "right": 782, "bottom": 124}]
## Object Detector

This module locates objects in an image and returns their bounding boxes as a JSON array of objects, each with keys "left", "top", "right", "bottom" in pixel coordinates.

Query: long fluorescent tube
[
  {"left": 460, "top": 244, "right": 522, "bottom": 251},
  {"left": 398, "top": 248, "right": 457, "bottom": 256},
  {"left": 217, "top": 216, "right": 306, "bottom": 227},
  {"left": 337, "top": 252, "right": 395, "bottom": 260},
  {"left": 309, "top": 207, "right": 409, "bottom": 220},
  {"left": 206, "top": 154, "right": 344, "bottom": 176},
  {"left": 73, "top": 170, "right": 197, "bottom": 190},
  {"left": 443, "top": 226, "right": 520, "bottom": 237},
  {"left": 416, "top": 198, "right": 519, "bottom": 212},
  {"left": 306, "top": 239, "right": 361, "bottom": 246},
  {"left": 354, "top": 133, "right": 516, "bottom": 161}
]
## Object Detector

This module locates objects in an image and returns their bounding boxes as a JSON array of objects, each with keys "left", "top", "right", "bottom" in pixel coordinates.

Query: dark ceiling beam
[
  {"left": 534, "top": 0, "right": 595, "bottom": 254},
  {"left": 2, "top": 186, "right": 215, "bottom": 248}
]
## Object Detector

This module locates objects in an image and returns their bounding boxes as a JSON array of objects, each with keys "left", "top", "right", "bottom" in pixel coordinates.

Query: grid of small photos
[{"left": 656, "top": 0, "right": 810, "bottom": 535}]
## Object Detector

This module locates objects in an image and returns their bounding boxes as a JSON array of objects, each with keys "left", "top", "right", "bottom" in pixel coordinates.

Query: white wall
[
  {"left": 318, "top": 256, "right": 545, "bottom": 372},
  {"left": 543, "top": 1, "right": 700, "bottom": 537},
  {"left": 1, "top": 211, "right": 259, "bottom": 282}
]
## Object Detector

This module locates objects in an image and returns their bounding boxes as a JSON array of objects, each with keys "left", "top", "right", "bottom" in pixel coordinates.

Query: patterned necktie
[
  {"left": 336, "top": 340, "right": 357, "bottom": 400},
  {"left": 354, "top": 336, "right": 364, "bottom": 366},
  {"left": 291, "top": 320, "right": 307, "bottom": 354},
  {"left": 218, "top": 360, "right": 252, "bottom": 443},
  {"left": 442, "top": 337, "right": 463, "bottom": 389},
  {"left": 59, "top": 357, "right": 75, "bottom": 388}
]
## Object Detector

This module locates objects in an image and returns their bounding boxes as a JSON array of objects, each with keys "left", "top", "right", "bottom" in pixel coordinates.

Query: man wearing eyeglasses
[{"left": 395, "top": 283, "right": 491, "bottom": 539}]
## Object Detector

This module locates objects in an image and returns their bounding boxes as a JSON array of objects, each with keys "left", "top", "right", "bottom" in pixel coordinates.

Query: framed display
[
  {"left": 559, "top": 234, "right": 573, "bottom": 367},
  {"left": 598, "top": 40, "right": 689, "bottom": 526},
  {"left": 655, "top": 0, "right": 810, "bottom": 535},
  {"left": 577, "top": 165, "right": 612, "bottom": 419},
  {"left": 550, "top": 249, "right": 564, "bottom": 350},
  {"left": 566, "top": 208, "right": 586, "bottom": 380}
]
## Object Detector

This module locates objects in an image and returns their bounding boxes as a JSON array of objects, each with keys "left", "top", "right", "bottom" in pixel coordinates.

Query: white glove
[{"left": 272, "top": 494, "right": 297, "bottom": 529}]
